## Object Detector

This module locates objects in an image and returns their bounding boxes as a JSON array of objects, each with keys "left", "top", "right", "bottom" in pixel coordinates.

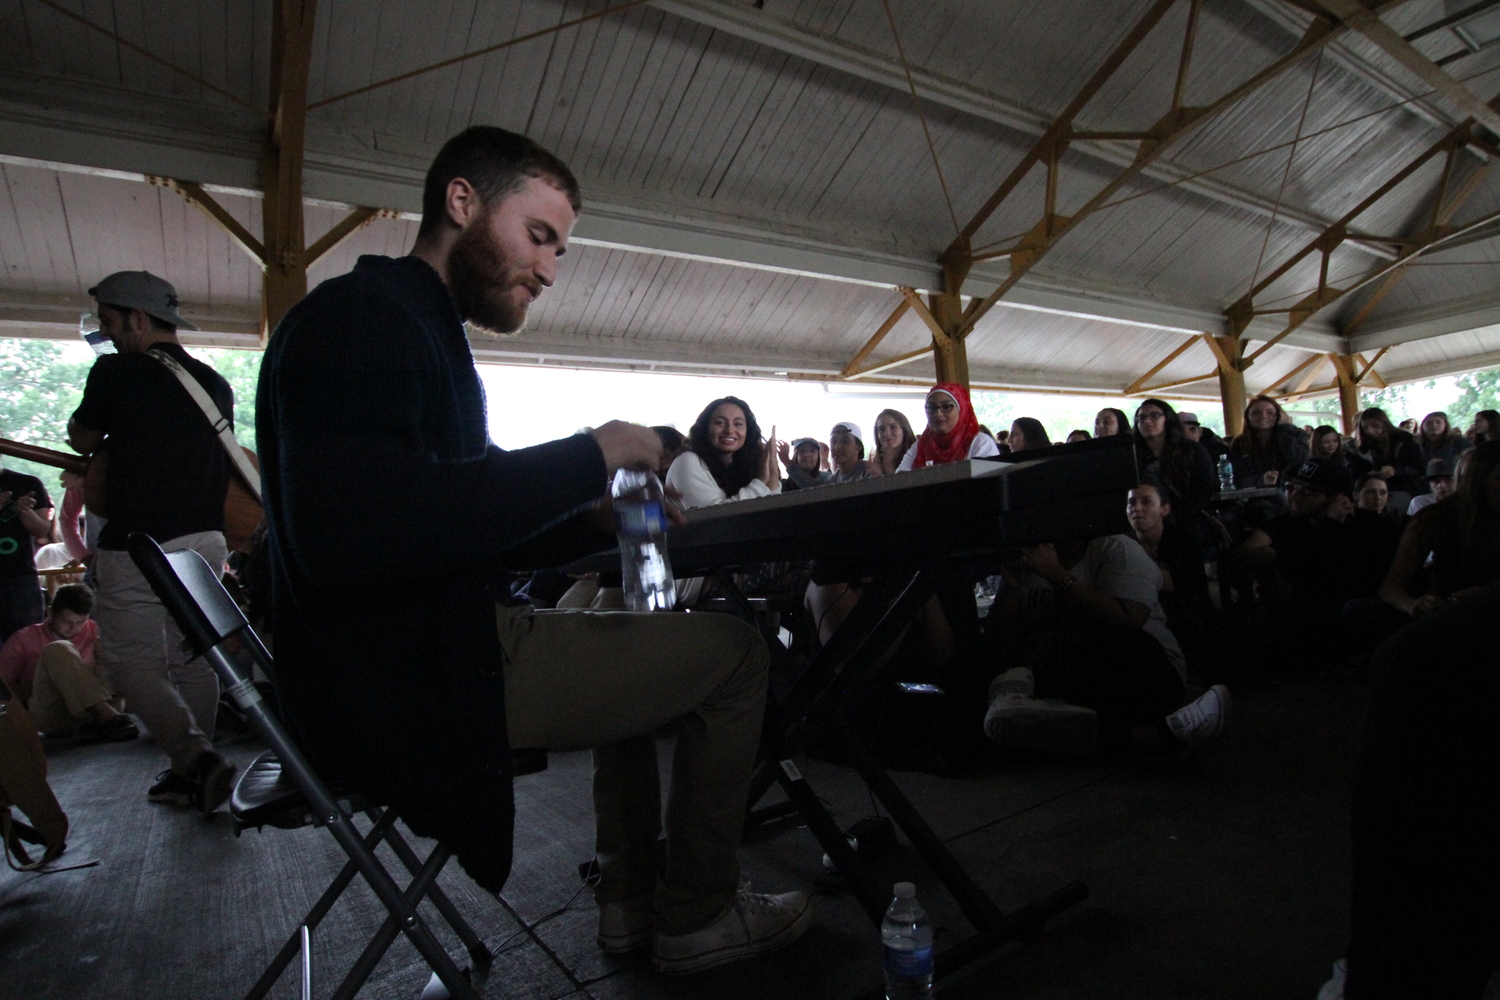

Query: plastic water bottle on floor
[
  {"left": 612, "top": 467, "right": 676, "bottom": 611},
  {"left": 1216, "top": 454, "right": 1235, "bottom": 492},
  {"left": 882, "top": 881, "right": 934, "bottom": 999}
]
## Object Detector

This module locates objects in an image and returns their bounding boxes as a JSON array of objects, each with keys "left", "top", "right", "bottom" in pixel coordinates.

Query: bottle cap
[{"left": 893, "top": 881, "right": 916, "bottom": 899}]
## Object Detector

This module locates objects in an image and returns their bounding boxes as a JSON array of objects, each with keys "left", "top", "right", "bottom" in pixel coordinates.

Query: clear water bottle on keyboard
[
  {"left": 882, "top": 881, "right": 934, "bottom": 999},
  {"left": 1216, "top": 454, "right": 1235, "bottom": 493},
  {"left": 612, "top": 467, "right": 676, "bottom": 612}
]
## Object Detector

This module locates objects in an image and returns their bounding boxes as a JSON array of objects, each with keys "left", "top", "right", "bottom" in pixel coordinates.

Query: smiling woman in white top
[{"left": 666, "top": 395, "right": 781, "bottom": 509}]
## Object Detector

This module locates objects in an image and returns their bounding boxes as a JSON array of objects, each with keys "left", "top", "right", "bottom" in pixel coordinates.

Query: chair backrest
[{"left": 127, "top": 532, "right": 250, "bottom": 658}]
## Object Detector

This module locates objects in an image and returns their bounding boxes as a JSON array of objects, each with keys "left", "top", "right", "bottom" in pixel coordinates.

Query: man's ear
[{"left": 445, "top": 177, "right": 482, "bottom": 229}]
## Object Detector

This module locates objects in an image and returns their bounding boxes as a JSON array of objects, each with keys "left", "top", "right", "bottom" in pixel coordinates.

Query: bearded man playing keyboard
[{"left": 257, "top": 126, "right": 810, "bottom": 974}]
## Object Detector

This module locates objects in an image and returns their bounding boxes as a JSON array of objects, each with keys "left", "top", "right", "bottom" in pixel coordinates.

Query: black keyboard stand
[{"left": 719, "top": 565, "right": 1088, "bottom": 988}]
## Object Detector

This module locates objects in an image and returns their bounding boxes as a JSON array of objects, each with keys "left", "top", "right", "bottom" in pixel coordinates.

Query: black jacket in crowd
[{"left": 257, "top": 255, "right": 612, "bottom": 891}]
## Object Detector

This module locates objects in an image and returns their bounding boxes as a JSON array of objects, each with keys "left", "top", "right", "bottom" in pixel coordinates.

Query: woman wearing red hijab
[{"left": 898, "top": 383, "right": 999, "bottom": 470}]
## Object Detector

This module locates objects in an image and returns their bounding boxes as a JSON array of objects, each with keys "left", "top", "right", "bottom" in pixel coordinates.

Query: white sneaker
[
  {"left": 651, "top": 889, "right": 812, "bottom": 974},
  {"left": 988, "top": 666, "right": 1035, "bottom": 699},
  {"left": 1165, "top": 684, "right": 1231, "bottom": 755},
  {"left": 1315, "top": 957, "right": 1346, "bottom": 999},
  {"left": 983, "top": 692, "right": 1098, "bottom": 757},
  {"left": 597, "top": 893, "right": 653, "bottom": 954}
]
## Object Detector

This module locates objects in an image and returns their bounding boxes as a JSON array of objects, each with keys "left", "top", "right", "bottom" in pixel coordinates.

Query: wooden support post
[
  {"left": 929, "top": 242, "right": 972, "bottom": 388},
  {"left": 1329, "top": 354, "right": 1362, "bottom": 434},
  {"left": 261, "top": 0, "right": 318, "bottom": 342},
  {"left": 1204, "top": 334, "right": 1248, "bottom": 437}
]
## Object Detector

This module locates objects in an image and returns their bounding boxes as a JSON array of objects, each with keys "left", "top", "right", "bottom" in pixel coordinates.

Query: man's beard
[{"left": 448, "top": 220, "right": 532, "bottom": 337}]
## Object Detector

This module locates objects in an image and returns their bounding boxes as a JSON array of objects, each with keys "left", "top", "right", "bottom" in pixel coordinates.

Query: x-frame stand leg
[{"left": 735, "top": 564, "right": 1088, "bottom": 987}]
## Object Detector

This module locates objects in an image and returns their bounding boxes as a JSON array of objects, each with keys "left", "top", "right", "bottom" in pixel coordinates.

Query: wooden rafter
[
  {"left": 846, "top": 346, "right": 935, "bottom": 379},
  {"left": 1355, "top": 347, "right": 1390, "bottom": 386},
  {"left": 1343, "top": 148, "right": 1496, "bottom": 337},
  {"left": 262, "top": 0, "right": 319, "bottom": 340},
  {"left": 1124, "top": 335, "right": 1201, "bottom": 394},
  {"left": 305, "top": 207, "right": 382, "bottom": 267},
  {"left": 1314, "top": 0, "right": 1500, "bottom": 135},
  {"left": 958, "top": 4, "right": 1358, "bottom": 338},
  {"left": 1133, "top": 370, "right": 1220, "bottom": 394},
  {"left": 1238, "top": 97, "right": 1500, "bottom": 363},
  {"left": 1257, "top": 352, "right": 1324, "bottom": 395},
  {"left": 900, "top": 287, "right": 951, "bottom": 349},
  {"left": 840, "top": 298, "right": 912, "bottom": 378},
  {"left": 308, "top": 0, "right": 655, "bottom": 110},
  {"left": 153, "top": 177, "right": 266, "bottom": 264}
]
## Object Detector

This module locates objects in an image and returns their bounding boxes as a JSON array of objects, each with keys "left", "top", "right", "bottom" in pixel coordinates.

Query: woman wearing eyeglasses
[
  {"left": 897, "top": 383, "right": 1000, "bottom": 471},
  {"left": 1131, "top": 398, "right": 1216, "bottom": 516}
]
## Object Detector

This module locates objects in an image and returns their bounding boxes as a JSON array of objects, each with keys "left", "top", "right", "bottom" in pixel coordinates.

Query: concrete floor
[{"left": 0, "top": 663, "right": 1389, "bottom": 1000}]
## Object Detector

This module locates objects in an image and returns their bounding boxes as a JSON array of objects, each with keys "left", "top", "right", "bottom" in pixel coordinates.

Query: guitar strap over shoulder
[{"left": 148, "top": 348, "right": 262, "bottom": 504}]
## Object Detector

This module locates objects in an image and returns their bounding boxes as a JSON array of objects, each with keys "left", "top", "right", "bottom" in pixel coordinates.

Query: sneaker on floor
[
  {"left": 191, "top": 751, "right": 237, "bottom": 816},
  {"left": 1164, "top": 684, "right": 1231, "bottom": 756},
  {"left": 652, "top": 889, "right": 812, "bottom": 974},
  {"left": 598, "top": 893, "right": 654, "bottom": 954},
  {"left": 983, "top": 692, "right": 1098, "bottom": 758},
  {"left": 75, "top": 714, "right": 140, "bottom": 743},
  {"left": 1315, "top": 957, "right": 1346, "bottom": 1000},
  {"left": 987, "top": 666, "right": 1035, "bottom": 699},
  {"left": 148, "top": 768, "right": 199, "bottom": 807}
]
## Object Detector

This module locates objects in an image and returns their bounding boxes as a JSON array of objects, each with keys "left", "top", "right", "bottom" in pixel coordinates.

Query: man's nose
[{"left": 535, "top": 252, "right": 559, "bottom": 287}]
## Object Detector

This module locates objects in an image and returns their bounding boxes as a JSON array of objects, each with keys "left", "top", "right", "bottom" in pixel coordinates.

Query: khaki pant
[
  {"left": 497, "top": 605, "right": 769, "bottom": 936},
  {"left": 29, "top": 640, "right": 113, "bottom": 735},
  {"left": 93, "top": 531, "right": 228, "bottom": 774}
]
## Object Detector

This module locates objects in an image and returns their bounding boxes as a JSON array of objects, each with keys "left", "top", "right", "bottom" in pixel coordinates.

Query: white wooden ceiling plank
[
  {"left": 7, "top": 166, "right": 75, "bottom": 291},
  {"left": 0, "top": 1, "right": 35, "bottom": 72},
  {"left": 646, "top": 31, "right": 768, "bottom": 194},
  {"left": 551, "top": 10, "right": 629, "bottom": 169},
  {"left": 614, "top": 253, "right": 684, "bottom": 342},
  {"left": 612, "top": 16, "right": 714, "bottom": 186},
  {"left": 569, "top": 246, "right": 634, "bottom": 336},
  {"left": 416, "top": 0, "right": 482, "bottom": 146},
  {"left": 734, "top": 60, "right": 854, "bottom": 212},
  {"left": 0, "top": 164, "right": 39, "bottom": 291},
  {"left": 436, "top": 0, "right": 519, "bottom": 138},
  {"left": 600, "top": 252, "right": 674, "bottom": 340},
  {"left": 678, "top": 37, "right": 786, "bottom": 199},
  {"left": 572, "top": 7, "right": 668, "bottom": 182},
  {"left": 701, "top": 48, "right": 808, "bottom": 202},
  {"left": 709, "top": 55, "right": 820, "bottom": 207},
  {"left": 523, "top": 0, "right": 592, "bottom": 150},
  {"left": 461, "top": 1, "right": 555, "bottom": 136}
]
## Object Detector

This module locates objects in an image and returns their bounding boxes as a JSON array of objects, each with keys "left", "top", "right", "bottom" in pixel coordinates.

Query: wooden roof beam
[
  {"left": 839, "top": 296, "right": 911, "bottom": 378},
  {"left": 1313, "top": 0, "right": 1500, "bottom": 135},
  {"left": 960, "top": 3, "right": 1353, "bottom": 337}
]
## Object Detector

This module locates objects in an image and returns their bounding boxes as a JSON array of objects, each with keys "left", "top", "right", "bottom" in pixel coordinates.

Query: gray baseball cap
[{"left": 88, "top": 271, "right": 198, "bottom": 330}]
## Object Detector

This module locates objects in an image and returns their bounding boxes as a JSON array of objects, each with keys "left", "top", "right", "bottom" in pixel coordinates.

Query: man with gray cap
[
  {"left": 826, "top": 421, "right": 870, "bottom": 485},
  {"left": 67, "top": 271, "right": 237, "bottom": 813}
]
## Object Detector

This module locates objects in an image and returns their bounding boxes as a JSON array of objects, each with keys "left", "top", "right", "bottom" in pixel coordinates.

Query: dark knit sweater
[{"left": 257, "top": 255, "right": 610, "bottom": 890}]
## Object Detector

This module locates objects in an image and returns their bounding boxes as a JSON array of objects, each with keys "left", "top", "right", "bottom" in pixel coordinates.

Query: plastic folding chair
[{"left": 128, "top": 532, "right": 543, "bottom": 1000}]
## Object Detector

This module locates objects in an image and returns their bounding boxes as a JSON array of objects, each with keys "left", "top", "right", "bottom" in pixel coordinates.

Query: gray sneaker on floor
[
  {"left": 597, "top": 893, "right": 653, "bottom": 954},
  {"left": 652, "top": 889, "right": 813, "bottom": 974},
  {"left": 1164, "top": 684, "right": 1231, "bottom": 756},
  {"left": 983, "top": 691, "right": 1099, "bottom": 758}
]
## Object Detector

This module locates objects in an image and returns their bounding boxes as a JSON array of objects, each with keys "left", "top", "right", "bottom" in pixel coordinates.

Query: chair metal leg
[
  {"left": 245, "top": 810, "right": 400, "bottom": 1000},
  {"left": 300, "top": 925, "right": 312, "bottom": 1000},
  {"left": 328, "top": 837, "right": 478, "bottom": 1000},
  {"left": 381, "top": 826, "right": 494, "bottom": 969}
]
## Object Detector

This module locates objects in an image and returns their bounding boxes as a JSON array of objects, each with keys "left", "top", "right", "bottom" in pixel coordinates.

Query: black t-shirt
[
  {"left": 70, "top": 344, "right": 233, "bottom": 550},
  {"left": 1268, "top": 514, "right": 1359, "bottom": 610},
  {"left": 0, "top": 469, "right": 52, "bottom": 577}
]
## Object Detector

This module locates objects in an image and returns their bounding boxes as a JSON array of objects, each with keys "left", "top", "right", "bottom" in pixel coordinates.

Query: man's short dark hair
[
  {"left": 419, "top": 127, "right": 581, "bottom": 237},
  {"left": 50, "top": 583, "right": 94, "bottom": 617}
]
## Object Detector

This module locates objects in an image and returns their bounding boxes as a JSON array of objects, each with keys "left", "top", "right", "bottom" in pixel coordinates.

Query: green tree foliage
[
  {"left": 0, "top": 339, "right": 262, "bottom": 483},
  {"left": 1450, "top": 367, "right": 1500, "bottom": 428}
]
